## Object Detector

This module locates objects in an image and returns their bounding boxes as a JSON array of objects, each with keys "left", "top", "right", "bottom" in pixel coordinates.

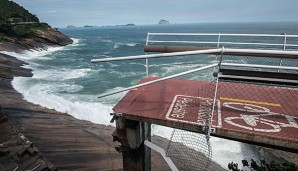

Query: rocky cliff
[
  {"left": 0, "top": 0, "right": 73, "bottom": 51},
  {"left": 0, "top": 28, "right": 73, "bottom": 52}
]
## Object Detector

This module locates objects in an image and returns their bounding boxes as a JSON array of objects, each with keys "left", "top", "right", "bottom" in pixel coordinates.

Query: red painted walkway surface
[{"left": 113, "top": 77, "right": 298, "bottom": 150}]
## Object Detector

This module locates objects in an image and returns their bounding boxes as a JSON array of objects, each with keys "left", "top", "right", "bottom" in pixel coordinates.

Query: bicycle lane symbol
[{"left": 223, "top": 102, "right": 298, "bottom": 133}]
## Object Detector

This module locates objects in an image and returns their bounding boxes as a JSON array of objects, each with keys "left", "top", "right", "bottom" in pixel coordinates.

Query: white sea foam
[
  {"left": 126, "top": 43, "right": 138, "bottom": 47},
  {"left": 67, "top": 38, "right": 85, "bottom": 47},
  {"left": 97, "top": 87, "right": 127, "bottom": 104},
  {"left": 12, "top": 77, "right": 114, "bottom": 125},
  {"left": 113, "top": 43, "right": 138, "bottom": 49},
  {"left": 71, "top": 38, "right": 80, "bottom": 45},
  {"left": 5, "top": 40, "right": 112, "bottom": 125},
  {"left": 35, "top": 83, "right": 84, "bottom": 93},
  {"left": 32, "top": 68, "right": 92, "bottom": 80},
  {"left": 113, "top": 44, "right": 119, "bottom": 49},
  {"left": 0, "top": 46, "right": 64, "bottom": 61},
  {"left": 100, "top": 39, "right": 113, "bottom": 43},
  {"left": 0, "top": 38, "right": 81, "bottom": 67}
]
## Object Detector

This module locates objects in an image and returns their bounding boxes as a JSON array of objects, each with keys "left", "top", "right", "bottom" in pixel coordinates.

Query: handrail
[
  {"left": 225, "top": 48, "right": 298, "bottom": 55},
  {"left": 221, "top": 63, "right": 298, "bottom": 71},
  {"left": 91, "top": 47, "right": 298, "bottom": 98},
  {"left": 148, "top": 32, "right": 298, "bottom": 38},
  {"left": 147, "top": 41, "right": 297, "bottom": 47},
  {"left": 96, "top": 63, "right": 218, "bottom": 98},
  {"left": 147, "top": 33, "right": 298, "bottom": 50},
  {"left": 91, "top": 48, "right": 222, "bottom": 63},
  {"left": 91, "top": 48, "right": 298, "bottom": 63}
]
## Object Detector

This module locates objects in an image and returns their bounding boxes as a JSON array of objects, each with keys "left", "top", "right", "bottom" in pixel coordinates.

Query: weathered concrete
[{"left": 0, "top": 108, "right": 56, "bottom": 171}]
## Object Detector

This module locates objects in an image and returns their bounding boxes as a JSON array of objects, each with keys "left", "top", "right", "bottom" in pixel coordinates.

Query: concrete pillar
[{"left": 112, "top": 117, "right": 151, "bottom": 171}]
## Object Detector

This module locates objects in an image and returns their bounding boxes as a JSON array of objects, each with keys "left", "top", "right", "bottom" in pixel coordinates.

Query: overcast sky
[{"left": 13, "top": 0, "right": 298, "bottom": 28}]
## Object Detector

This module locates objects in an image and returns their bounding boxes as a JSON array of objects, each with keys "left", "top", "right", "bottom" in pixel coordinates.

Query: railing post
[
  {"left": 209, "top": 46, "right": 225, "bottom": 137},
  {"left": 146, "top": 58, "right": 149, "bottom": 76},
  {"left": 283, "top": 33, "right": 287, "bottom": 50},
  {"left": 217, "top": 33, "right": 221, "bottom": 48},
  {"left": 278, "top": 58, "right": 283, "bottom": 72},
  {"left": 146, "top": 32, "right": 150, "bottom": 76}
]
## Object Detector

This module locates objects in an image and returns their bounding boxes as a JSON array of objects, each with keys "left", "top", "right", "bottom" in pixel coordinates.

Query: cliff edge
[{"left": 0, "top": 0, "right": 73, "bottom": 51}]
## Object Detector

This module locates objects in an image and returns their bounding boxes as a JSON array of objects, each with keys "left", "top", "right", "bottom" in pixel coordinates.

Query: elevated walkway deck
[{"left": 113, "top": 77, "right": 298, "bottom": 152}]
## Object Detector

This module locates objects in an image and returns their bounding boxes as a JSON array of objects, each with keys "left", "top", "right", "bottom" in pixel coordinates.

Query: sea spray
[
  {"left": 5, "top": 39, "right": 115, "bottom": 126},
  {"left": 12, "top": 76, "right": 114, "bottom": 125}
]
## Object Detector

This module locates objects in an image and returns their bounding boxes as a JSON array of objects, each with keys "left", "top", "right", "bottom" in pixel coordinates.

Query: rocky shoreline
[{"left": 0, "top": 28, "right": 73, "bottom": 52}]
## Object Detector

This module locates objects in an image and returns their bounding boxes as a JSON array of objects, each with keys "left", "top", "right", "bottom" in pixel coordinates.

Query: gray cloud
[{"left": 13, "top": 0, "right": 298, "bottom": 27}]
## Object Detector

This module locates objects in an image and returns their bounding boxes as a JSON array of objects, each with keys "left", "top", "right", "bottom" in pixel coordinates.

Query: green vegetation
[
  {"left": 0, "top": 0, "right": 50, "bottom": 39},
  {"left": 228, "top": 159, "right": 296, "bottom": 171},
  {"left": 0, "top": 33, "right": 8, "bottom": 42},
  {"left": 0, "top": 0, "right": 39, "bottom": 22}
]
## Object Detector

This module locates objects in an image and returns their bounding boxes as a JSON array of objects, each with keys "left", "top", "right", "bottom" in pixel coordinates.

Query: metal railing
[
  {"left": 147, "top": 33, "right": 298, "bottom": 50},
  {"left": 91, "top": 36, "right": 298, "bottom": 137},
  {"left": 91, "top": 42, "right": 298, "bottom": 171},
  {"left": 92, "top": 47, "right": 298, "bottom": 76}
]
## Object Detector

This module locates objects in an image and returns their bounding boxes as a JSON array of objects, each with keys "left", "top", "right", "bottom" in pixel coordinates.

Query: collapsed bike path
[{"left": 113, "top": 77, "right": 298, "bottom": 152}]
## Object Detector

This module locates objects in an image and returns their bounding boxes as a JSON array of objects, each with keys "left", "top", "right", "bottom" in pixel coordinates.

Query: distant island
[
  {"left": 102, "top": 23, "right": 136, "bottom": 27},
  {"left": 65, "top": 23, "right": 136, "bottom": 28},
  {"left": 158, "top": 19, "right": 170, "bottom": 25},
  {"left": 66, "top": 25, "right": 76, "bottom": 28},
  {"left": 123, "top": 23, "right": 135, "bottom": 26},
  {"left": 84, "top": 25, "right": 94, "bottom": 28}
]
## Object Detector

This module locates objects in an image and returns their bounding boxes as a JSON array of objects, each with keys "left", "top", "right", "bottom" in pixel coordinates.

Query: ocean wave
[
  {"left": 0, "top": 45, "right": 65, "bottom": 61},
  {"left": 93, "top": 54, "right": 111, "bottom": 58},
  {"left": 12, "top": 77, "right": 114, "bottom": 125},
  {"left": 100, "top": 39, "right": 113, "bottom": 43},
  {"left": 34, "top": 83, "right": 84, "bottom": 93},
  {"left": 67, "top": 38, "right": 86, "bottom": 47},
  {"left": 113, "top": 43, "right": 138, "bottom": 49},
  {"left": 71, "top": 38, "right": 80, "bottom": 45},
  {"left": 97, "top": 86, "right": 127, "bottom": 104},
  {"left": 32, "top": 68, "right": 92, "bottom": 80}
]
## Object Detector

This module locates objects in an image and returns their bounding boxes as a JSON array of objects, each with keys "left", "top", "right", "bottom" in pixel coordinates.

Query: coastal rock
[
  {"left": 158, "top": 19, "right": 170, "bottom": 25},
  {"left": 0, "top": 28, "right": 73, "bottom": 51},
  {"left": 34, "top": 28, "right": 73, "bottom": 46}
]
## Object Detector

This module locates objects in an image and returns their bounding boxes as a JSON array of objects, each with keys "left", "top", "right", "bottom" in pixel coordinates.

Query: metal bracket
[
  {"left": 110, "top": 113, "right": 122, "bottom": 123},
  {"left": 144, "top": 140, "right": 179, "bottom": 171}
]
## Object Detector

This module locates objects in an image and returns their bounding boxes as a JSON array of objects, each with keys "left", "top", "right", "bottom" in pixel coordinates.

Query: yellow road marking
[
  {"left": 131, "top": 88, "right": 139, "bottom": 91},
  {"left": 220, "top": 97, "right": 281, "bottom": 107}
]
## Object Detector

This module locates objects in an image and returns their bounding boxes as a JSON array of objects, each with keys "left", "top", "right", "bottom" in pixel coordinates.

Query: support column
[{"left": 112, "top": 117, "right": 151, "bottom": 171}]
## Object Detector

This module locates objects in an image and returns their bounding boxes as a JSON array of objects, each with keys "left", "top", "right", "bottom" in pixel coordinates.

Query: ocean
[{"left": 4, "top": 22, "right": 298, "bottom": 169}]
